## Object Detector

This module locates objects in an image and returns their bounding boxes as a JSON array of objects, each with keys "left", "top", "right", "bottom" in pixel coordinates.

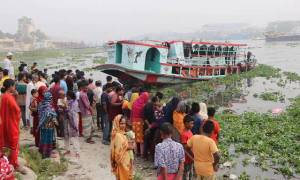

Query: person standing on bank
[
  {"left": 101, "top": 83, "right": 113, "bottom": 145},
  {"left": 15, "top": 73, "right": 28, "bottom": 128},
  {"left": 93, "top": 80, "right": 103, "bottom": 130},
  {"left": 3, "top": 52, "right": 14, "bottom": 79},
  {"left": 0, "top": 79, "right": 27, "bottom": 174}
]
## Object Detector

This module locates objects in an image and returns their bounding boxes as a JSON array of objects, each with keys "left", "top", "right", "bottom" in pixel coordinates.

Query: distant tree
[
  {"left": 30, "top": 29, "right": 48, "bottom": 40},
  {"left": 0, "top": 30, "right": 17, "bottom": 39}
]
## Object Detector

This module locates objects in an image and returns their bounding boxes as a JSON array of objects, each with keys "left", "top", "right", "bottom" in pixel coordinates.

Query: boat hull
[
  {"left": 265, "top": 35, "right": 300, "bottom": 42},
  {"left": 95, "top": 64, "right": 254, "bottom": 85}
]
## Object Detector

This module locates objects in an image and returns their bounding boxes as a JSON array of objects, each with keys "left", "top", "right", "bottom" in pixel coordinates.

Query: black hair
[
  {"left": 3, "top": 69, "right": 8, "bottom": 76},
  {"left": 151, "top": 96, "right": 159, "bottom": 103},
  {"left": 34, "top": 69, "right": 38, "bottom": 73},
  {"left": 34, "top": 62, "right": 37, "bottom": 64},
  {"left": 51, "top": 74, "right": 55, "bottom": 78},
  {"left": 106, "top": 76, "right": 112, "bottom": 82},
  {"left": 132, "top": 83, "right": 138, "bottom": 88},
  {"left": 185, "top": 104, "right": 190, "bottom": 114},
  {"left": 75, "top": 69, "right": 80, "bottom": 73},
  {"left": 40, "top": 73, "right": 46, "bottom": 79},
  {"left": 207, "top": 107, "right": 216, "bottom": 116},
  {"left": 18, "top": 73, "right": 25, "bottom": 81},
  {"left": 0, "top": 67, "right": 3, "bottom": 72},
  {"left": 44, "top": 68, "right": 47, "bottom": 71},
  {"left": 81, "top": 81, "right": 88, "bottom": 87},
  {"left": 1, "top": 79, "right": 15, "bottom": 93},
  {"left": 67, "top": 70, "right": 72, "bottom": 74},
  {"left": 126, "top": 120, "right": 132, "bottom": 130},
  {"left": 80, "top": 71, "right": 85, "bottom": 76},
  {"left": 139, "top": 88, "right": 146, "bottom": 94},
  {"left": 67, "top": 90, "right": 76, "bottom": 100},
  {"left": 38, "top": 71, "right": 42, "bottom": 75},
  {"left": 59, "top": 73, "right": 65, "bottom": 80},
  {"left": 77, "top": 81, "right": 82, "bottom": 89},
  {"left": 105, "top": 83, "right": 113, "bottom": 90},
  {"left": 155, "top": 92, "right": 163, "bottom": 100},
  {"left": 192, "top": 102, "right": 200, "bottom": 113},
  {"left": 184, "top": 115, "right": 194, "bottom": 124},
  {"left": 202, "top": 121, "right": 215, "bottom": 134},
  {"left": 160, "top": 123, "right": 173, "bottom": 135},
  {"left": 138, "top": 84, "right": 144, "bottom": 88},
  {"left": 77, "top": 73, "right": 82, "bottom": 80},
  {"left": 53, "top": 75, "right": 60, "bottom": 83},
  {"left": 88, "top": 78, "right": 93, "bottom": 84},
  {"left": 26, "top": 73, "right": 31, "bottom": 80},
  {"left": 116, "top": 86, "right": 123, "bottom": 93},
  {"left": 112, "top": 81, "right": 120, "bottom": 87},
  {"left": 31, "top": 89, "right": 38, "bottom": 95}
]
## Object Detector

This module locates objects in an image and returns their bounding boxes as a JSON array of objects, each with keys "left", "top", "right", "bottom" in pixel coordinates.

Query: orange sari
[
  {"left": 110, "top": 115, "right": 133, "bottom": 180},
  {"left": 173, "top": 111, "right": 186, "bottom": 134},
  {"left": 0, "top": 93, "right": 21, "bottom": 167}
]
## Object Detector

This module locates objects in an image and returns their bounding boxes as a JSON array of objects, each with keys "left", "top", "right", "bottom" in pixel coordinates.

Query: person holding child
[{"left": 110, "top": 115, "right": 135, "bottom": 180}]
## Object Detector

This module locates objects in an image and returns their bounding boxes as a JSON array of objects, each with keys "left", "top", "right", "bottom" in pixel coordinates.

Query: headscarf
[
  {"left": 36, "top": 92, "right": 57, "bottom": 131},
  {"left": 110, "top": 115, "right": 132, "bottom": 179},
  {"left": 66, "top": 99, "right": 79, "bottom": 131},
  {"left": 199, "top": 103, "right": 208, "bottom": 120},
  {"left": 130, "top": 92, "right": 149, "bottom": 120},
  {"left": 128, "top": 93, "right": 139, "bottom": 110},
  {"left": 37, "top": 86, "right": 47, "bottom": 104},
  {"left": 176, "top": 102, "right": 186, "bottom": 114},
  {"left": 166, "top": 97, "right": 180, "bottom": 124}
]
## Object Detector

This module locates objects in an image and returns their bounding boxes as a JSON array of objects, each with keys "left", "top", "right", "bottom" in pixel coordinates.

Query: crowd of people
[{"left": 0, "top": 52, "right": 222, "bottom": 180}]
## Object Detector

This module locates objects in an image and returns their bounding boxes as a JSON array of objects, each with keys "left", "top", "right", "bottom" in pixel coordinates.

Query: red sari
[
  {"left": 0, "top": 93, "right": 21, "bottom": 167},
  {"left": 33, "top": 86, "right": 47, "bottom": 147}
]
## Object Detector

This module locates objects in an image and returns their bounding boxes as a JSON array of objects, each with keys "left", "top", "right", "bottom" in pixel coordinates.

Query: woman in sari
[
  {"left": 130, "top": 92, "right": 149, "bottom": 157},
  {"left": 128, "top": 92, "right": 139, "bottom": 111},
  {"left": 37, "top": 92, "right": 58, "bottom": 159},
  {"left": 0, "top": 79, "right": 27, "bottom": 174},
  {"left": 33, "top": 86, "right": 47, "bottom": 147},
  {"left": 111, "top": 115, "right": 135, "bottom": 180},
  {"left": 173, "top": 102, "right": 186, "bottom": 134},
  {"left": 199, "top": 103, "right": 208, "bottom": 120}
]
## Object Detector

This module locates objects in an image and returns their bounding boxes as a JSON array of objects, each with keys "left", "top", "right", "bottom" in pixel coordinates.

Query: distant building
[
  {"left": 201, "top": 23, "right": 251, "bottom": 33},
  {"left": 33, "top": 41, "right": 49, "bottom": 49},
  {"left": 17, "top": 16, "right": 36, "bottom": 43}
]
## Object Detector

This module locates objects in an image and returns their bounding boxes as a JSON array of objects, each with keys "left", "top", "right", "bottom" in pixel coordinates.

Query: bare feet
[
  {"left": 86, "top": 138, "right": 95, "bottom": 144},
  {"left": 15, "top": 165, "right": 27, "bottom": 175},
  {"left": 64, "top": 150, "right": 71, "bottom": 156}
]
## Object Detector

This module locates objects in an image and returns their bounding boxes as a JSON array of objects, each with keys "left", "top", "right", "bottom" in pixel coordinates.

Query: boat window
[
  {"left": 184, "top": 44, "right": 192, "bottom": 58},
  {"left": 215, "top": 46, "right": 222, "bottom": 56},
  {"left": 207, "top": 45, "right": 215, "bottom": 56},
  {"left": 199, "top": 45, "right": 207, "bottom": 56}
]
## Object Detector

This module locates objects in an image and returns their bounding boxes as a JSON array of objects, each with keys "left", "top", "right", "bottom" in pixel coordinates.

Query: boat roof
[{"left": 107, "top": 40, "right": 247, "bottom": 47}]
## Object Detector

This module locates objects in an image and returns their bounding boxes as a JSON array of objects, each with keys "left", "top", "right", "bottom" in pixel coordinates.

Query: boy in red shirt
[
  {"left": 182, "top": 115, "right": 194, "bottom": 180},
  {"left": 202, "top": 107, "right": 220, "bottom": 144}
]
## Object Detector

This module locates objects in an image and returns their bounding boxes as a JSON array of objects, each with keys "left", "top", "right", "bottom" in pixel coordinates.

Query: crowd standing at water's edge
[{"left": 0, "top": 53, "right": 223, "bottom": 180}]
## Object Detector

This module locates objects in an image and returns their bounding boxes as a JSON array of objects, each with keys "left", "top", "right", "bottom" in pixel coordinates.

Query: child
[
  {"left": 202, "top": 107, "right": 220, "bottom": 144},
  {"left": 187, "top": 121, "right": 221, "bottom": 179},
  {"left": 154, "top": 123, "right": 185, "bottom": 180},
  {"left": 64, "top": 91, "right": 80, "bottom": 158},
  {"left": 191, "top": 102, "right": 203, "bottom": 135},
  {"left": 29, "top": 89, "right": 39, "bottom": 133},
  {"left": 57, "top": 90, "right": 68, "bottom": 137},
  {"left": 182, "top": 115, "right": 194, "bottom": 180},
  {"left": 125, "top": 120, "right": 135, "bottom": 166}
]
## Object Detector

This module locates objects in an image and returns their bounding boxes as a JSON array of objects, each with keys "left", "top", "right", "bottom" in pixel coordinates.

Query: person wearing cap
[
  {"left": 93, "top": 80, "right": 103, "bottom": 130},
  {"left": 3, "top": 52, "right": 14, "bottom": 79},
  {"left": 31, "top": 62, "right": 38, "bottom": 74}
]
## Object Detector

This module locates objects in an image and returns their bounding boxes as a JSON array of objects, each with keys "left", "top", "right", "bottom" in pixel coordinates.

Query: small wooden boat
[{"left": 95, "top": 40, "right": 257, "bottom": 85}]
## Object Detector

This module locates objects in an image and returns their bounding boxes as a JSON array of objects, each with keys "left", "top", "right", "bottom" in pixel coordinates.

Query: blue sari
[{"left": 37, "top": 92, "right": 57, "bottom": 158}]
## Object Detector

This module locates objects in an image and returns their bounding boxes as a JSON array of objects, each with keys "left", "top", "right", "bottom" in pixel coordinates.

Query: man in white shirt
[
  {"left": 26, "top": 74, "right": 36, "bottom": 131},
  {"left": 93, "top": 80, "right": 103, "bottom": 130},
  {"left": 3, "top": 52, "right": 14, "bottom": 79}
]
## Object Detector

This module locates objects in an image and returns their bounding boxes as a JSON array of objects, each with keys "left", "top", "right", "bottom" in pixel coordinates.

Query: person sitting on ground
[
  {"left": 202, "top": 107, "right": 220, "bottom": 144},
  {"left": 191, "top": 102, "right": 203, "bottom": 135},
  {"left": 154, "top": 123, "right": 184, "bottom": 180},
  {"left": 187, "top": 121, "right": 221, "bottom": 180},
  {"left": 182, "top": 115, "right": 194, "bottom": 180}
]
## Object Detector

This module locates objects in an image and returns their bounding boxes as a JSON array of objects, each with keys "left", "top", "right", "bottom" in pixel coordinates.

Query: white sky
[{"left": 0, "top": 0, "right": 299, "bottom": 43}]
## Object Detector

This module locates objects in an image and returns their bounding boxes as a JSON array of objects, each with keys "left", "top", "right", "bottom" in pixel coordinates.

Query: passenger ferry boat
[{"left": 96, "top": 40, "right": 257, "bottom": 85}]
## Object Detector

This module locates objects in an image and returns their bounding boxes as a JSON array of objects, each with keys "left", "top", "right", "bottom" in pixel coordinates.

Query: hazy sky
[{"left": 1, "top": 0, "right": 299, "bottom": 43}]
